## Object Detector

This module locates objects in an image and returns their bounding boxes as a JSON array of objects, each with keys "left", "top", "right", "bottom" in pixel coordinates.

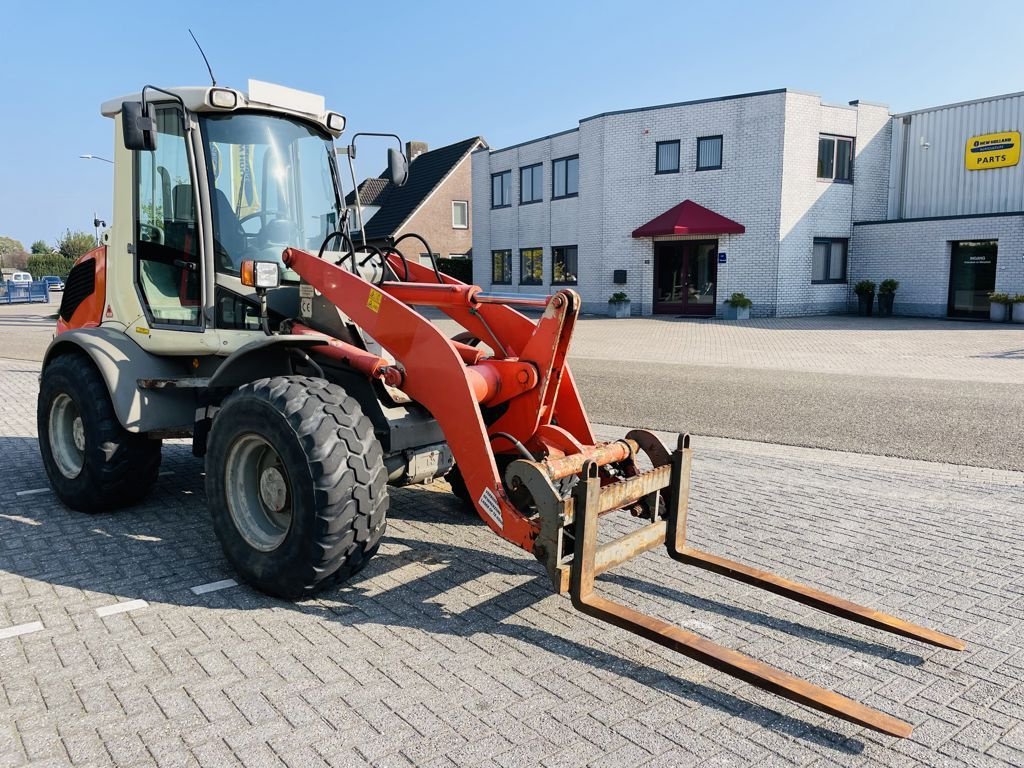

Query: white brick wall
[
  {"left": 851, "top": 215, "right": 1024, "bottom": 316},
  {"left": 474, "top": 89, "right": 893, "bottom": 317}
]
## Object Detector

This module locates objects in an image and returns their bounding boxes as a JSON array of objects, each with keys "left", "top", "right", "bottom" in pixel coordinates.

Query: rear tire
[
  {"left": 205, "top": 376, "right": 388, "bottom": 599},
  {"left": 37, "top": 352, "right": 162, "bottom": 512}
]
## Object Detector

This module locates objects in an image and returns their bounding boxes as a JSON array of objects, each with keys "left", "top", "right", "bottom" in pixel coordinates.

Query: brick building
[
  {"left": 347, "top": 137, "right": 486, "bottom": 262},
  {"left": 471, "top": 88, "right": 1024, "bottom": 318}
]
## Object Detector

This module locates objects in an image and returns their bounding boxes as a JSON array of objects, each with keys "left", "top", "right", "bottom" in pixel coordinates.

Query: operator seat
[{"left": 212, "top": 188, "right": 247, "bottom": 269}]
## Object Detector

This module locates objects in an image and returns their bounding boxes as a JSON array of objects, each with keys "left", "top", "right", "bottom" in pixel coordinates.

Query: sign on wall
[{"left": 964, "top": 131, "right": 1020, "bottom": 170}]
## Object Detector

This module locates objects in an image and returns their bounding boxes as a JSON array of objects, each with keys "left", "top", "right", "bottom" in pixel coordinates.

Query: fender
[
  {"left": 42, "top": 327, "right": 198, "bottom": 433},
  {"left": 206, "top": 335, "right": 329, "bottom": 388}
]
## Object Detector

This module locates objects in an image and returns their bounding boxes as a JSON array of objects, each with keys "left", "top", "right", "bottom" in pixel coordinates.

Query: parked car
[
  {"left": 9, "top": 271, "right": 32, "bottom": 284},
  {"left": 41, "top": 275, "right": 64, "bottom": 291}
]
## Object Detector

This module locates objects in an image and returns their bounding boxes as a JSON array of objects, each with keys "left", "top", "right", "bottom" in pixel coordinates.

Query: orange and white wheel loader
[{"left": 38, "top": 80, "right": 963, "bottom": 738}]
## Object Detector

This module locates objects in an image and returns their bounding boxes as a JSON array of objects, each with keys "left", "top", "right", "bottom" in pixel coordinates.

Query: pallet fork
[{"left": 284, "top": 246, "right": 965, "bottom": 738}]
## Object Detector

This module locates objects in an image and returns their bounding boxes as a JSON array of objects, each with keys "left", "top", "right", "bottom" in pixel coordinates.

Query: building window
[
  {"left": 817, "top": 135, "right": 854, "bottom": 181},
  {"left": 492, "top": 249, "right": 512, "bottom": 284},
  {"left": 452, "top": 200, "right": 468, "bottom": 229},
  {"left": 520, "top": 248, "right": 543, "bottom": 285},
  {"left": 520, "top": 164, "right": 543, "bottom": 204},
  {"left": 491, "top": 171, "right": 512, "bottom": 208},
  {"left": 812, "top": 238, "right": 847, "bottom": 283},
  {"left": 552, "top": 245, "right": 578, "bottom": 285},
  {"left": 696, "top": 135, "right": 723, "bottom": 171},
  {"left": 656, "top": 140, "right": 680, "bottom": 174},
  {"left": 553, "top": 155, "right": 579, "bottom": 198}
]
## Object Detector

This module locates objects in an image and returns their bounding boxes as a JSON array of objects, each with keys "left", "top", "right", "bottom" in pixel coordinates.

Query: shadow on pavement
[{"left": 0, "top": 437, "right": 898, "bottom": 753}]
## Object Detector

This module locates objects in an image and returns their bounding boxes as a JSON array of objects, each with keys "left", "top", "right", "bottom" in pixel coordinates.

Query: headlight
[
  {"left": 209, "top": 88, "right": 238, "bottom": 109},
  {"left": 241, "top": 260, "right": 281, "bottom": 289},
  {"left": 326, "top": 112, "right": 346, "bottom": 133}
]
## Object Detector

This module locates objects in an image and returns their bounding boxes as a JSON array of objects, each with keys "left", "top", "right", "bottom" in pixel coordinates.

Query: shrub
[
  {"left": 878, "top": 279, "right": 900, "bottom": 294},
  {"left": 724, "top": 292, "right": 752, "bottom": 309},
  {"left": 854, "top": 279, "right": 877, "bottom": 296},
  {"left": 608, "top": 292, "right": 629, "bottom": 303},
  {"left": 436, "top": 256, "right": 472, "bottom": 283},
  {"left": 1012, "top": 294, "right": 1024, "bottom": 304},
  {"left": 26, "top": 254, "right": 78, "bottom": 281},
  {"left": 988, "top": 292, "right": 1013, "bottom": 305}
]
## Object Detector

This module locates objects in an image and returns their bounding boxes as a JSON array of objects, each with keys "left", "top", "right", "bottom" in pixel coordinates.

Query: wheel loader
[{"left": 37, "top": 80, "right": 963, "bottom": 738}]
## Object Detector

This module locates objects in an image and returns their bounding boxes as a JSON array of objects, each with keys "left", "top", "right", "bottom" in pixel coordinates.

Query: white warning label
[
  {"left": 478, "top": 487, "right": 503, "bottom": 529},
  {"left": 300, "top": 297, "right": 313, "bottom": 318},
  {"left": 299, "top": 283, "right": 315, "bottom": 298}
]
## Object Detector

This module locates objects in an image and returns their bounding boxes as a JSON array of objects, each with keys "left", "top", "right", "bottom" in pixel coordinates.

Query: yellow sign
[
  {"left": 367, "top": 288, "right": 383, "bottom": 313},
  {"left": 965, "top": 131, "right": 1020, "bottom": 170}
]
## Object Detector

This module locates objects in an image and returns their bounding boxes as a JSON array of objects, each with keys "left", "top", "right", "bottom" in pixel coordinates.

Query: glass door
[
  {"left": 683, "top": 241, "right": 718, "bottom": 316},
  {"left": 653, "top": 241, "right": 718, "bottom": 315},
  {"left": 653, "top": 244, "right": 685, "bottom": 313},
  {"left": 948, "top": 241, "right": 997, "bottom": 318}
]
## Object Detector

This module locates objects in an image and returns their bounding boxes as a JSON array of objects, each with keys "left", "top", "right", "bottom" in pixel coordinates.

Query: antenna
[{"left": 188, "top": 29, "right": 217, "bottom": 86}]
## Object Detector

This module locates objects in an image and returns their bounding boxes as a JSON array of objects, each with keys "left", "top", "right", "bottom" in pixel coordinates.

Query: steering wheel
[
  {"left": 139, "top": 223, "right": 164, "bottom": 245},
  {"left": 240, "top": 210, "right": 288, "bottom": 227}
]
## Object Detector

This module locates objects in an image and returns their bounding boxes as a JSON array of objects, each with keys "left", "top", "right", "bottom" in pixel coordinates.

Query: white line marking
[
  {"left": 158, "top": 471, "right": 175, "bottom": 477},
  {"left": 15, "top": 488, "right": 50, "bottom": 497},
  {"left": 0, "top": 514, "right": 41, "bottom": 526},
  {"left": 95, "top": 599, "right": 148, "bottom": 617},
  {"left": 190, "top": 579, "right": 238, "bottom": 595},
  {"left": 0, "top": 621, "right": 44, "bottom": 640}
]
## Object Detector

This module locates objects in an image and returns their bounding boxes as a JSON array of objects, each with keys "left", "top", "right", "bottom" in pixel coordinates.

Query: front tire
[
  {"left": 205, "top": 376, "right": 388, "bottom": 599},
  {"left": 37, "top": 352, "right": 162, "bottom": 512}
]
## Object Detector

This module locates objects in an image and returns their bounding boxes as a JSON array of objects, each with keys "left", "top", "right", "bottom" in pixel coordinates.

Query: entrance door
[
  {"left": 653, "top": 240, "right": 717, "bottom": 315},
  {"left": 948, "top": 241, "right": 997, "bottom": 318}
]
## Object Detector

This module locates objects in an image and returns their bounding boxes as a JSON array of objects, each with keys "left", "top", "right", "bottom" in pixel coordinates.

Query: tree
[
  {"left": 57, "top": 230, "right": 97, "bottom": 260},
  {"left": 0, "top": 236, "right": 28, "bottom": 269},
  {"left": 30, "top": 240, "right": 52, "bottom": 255}
]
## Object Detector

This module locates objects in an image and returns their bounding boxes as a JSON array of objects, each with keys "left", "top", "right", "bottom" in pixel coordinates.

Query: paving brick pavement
[{"left": 2, "top": 357, "right": 1023, "bottom": 767}]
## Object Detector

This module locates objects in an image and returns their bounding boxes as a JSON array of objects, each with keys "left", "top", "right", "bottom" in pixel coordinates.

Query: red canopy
[{"left": 631, "top": 199, "right": 745, "bottom": 238}]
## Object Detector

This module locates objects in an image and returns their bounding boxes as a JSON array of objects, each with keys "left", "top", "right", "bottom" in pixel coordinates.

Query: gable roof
[
  {"left": 346, "top": 136, "right": 484, "bottom": 240},
  {"left": 345, "top": 177, "right": 390, "bottom": 207}
]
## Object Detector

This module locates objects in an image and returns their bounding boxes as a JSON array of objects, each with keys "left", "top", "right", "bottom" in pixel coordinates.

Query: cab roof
[{"left": 100, "top": 80, "right": 343, "bottom": 135}]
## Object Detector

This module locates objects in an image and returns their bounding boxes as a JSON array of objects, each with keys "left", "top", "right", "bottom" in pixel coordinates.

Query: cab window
[{"left": 135, "top": 105, "right": 201, "bottom": 326}]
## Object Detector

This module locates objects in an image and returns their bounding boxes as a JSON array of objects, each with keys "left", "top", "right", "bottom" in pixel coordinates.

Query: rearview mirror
[
  {"left": 121, "top": 101, "right": 157, "bottom": 151},
  {"left": 387, "top": 147, "right": 409, "bottom": 187}
]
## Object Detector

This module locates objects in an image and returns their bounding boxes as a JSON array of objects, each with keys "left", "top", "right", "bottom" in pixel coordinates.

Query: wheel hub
[
  {"left": 259, "top": 467, "right": 288, "bottom": 512},
  {"left": 72, "top": 417, "right": 85, "bottom": 452},
  {"left": 48, "top": 393, "right": 85, "bottom": 479}
]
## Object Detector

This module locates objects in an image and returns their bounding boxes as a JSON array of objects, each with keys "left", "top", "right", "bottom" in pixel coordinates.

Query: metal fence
[{"left": 0, "top": 281, "right": 50, "bottom": 304}]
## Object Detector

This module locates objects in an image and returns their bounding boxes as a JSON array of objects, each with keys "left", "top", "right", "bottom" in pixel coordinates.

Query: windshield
[{"left": 200, "top": 112, "right": 340, "bottom": 281}]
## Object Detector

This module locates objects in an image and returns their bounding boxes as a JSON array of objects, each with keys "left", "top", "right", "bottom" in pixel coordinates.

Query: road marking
[
  {"left": 0, "top": 621, "right": 44, "bottom": 640},
  {"left": 15, "top": 488, "right": 50, "bottom": 497},
  {"left": 0, "top": 514, "right": 41, "bottom": 526},
  {"left": 158, "top": 471, "right": 175, "bottom": 477},
  {"left": 190, "top": 579, "right": 238, "bottom": 595},
  {"left": 95, "top": 600, "right": 148, "bottom": 617}
]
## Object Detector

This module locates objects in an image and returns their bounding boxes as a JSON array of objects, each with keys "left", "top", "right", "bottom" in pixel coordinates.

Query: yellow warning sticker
[
  {"left": 367, "top": 288, "right": 383, "bottom": 313},
  {"left": 134, "top": 326, "right": 150, "bottom": 335}
]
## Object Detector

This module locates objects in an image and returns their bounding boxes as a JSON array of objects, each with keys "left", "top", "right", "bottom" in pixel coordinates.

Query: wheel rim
[
  {"left": 48, "top": 393, "right": 84, "bottom": 479},
  {"left": 224, "top": 433, "right": 293, "bottom": 552}
]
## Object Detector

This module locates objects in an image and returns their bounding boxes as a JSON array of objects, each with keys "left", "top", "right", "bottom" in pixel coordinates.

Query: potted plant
[
  {"left": 723, "top": 292, "right": 752, "bottom": 320},
  {"left": 1012, "top": 295, "right": 1024, "bottom": 325},
  {"left": 607, "top": 291, "right": 631, "bottom": 319},
  {"left": 988, "top": 292, "right": 1012, "bottom": 322},
  {"left": 854, "top": 280, "right": 876, "bottom": 317},
  {"left": 877, "top": 279, "right": 899, "bottom": 317}
]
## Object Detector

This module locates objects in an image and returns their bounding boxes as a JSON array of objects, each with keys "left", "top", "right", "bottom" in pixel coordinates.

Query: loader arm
[{"left": 283, "top": 246, "right": 964, "bottom": 738}]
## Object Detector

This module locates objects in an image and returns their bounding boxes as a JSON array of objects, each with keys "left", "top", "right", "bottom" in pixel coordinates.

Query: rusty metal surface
[
  {"left": 543, "top": 439, "right": 636, "bottom": 481},
  {"left": 671, "top": 546, "right": 966, "bottom": 651},
  {"left": 554, "top": 430, "right": 967, "bottom": 739}
]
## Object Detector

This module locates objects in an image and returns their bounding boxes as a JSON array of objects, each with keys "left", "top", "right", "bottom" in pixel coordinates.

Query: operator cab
[{"left": 98, "top": 81, "right": 403, "bottom": 352}]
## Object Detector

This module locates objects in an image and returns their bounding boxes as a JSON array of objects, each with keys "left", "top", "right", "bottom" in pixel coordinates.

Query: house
[
  {"left": 471, "top": 87, "right": 1024, "bottom": 318},
  {"left": 346, "top": 137, "right": 487, "bottom": 263}
]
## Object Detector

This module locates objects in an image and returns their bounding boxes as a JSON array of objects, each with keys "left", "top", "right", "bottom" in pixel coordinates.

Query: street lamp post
[{"left": 80, "top": 154, "right": 113, "bottom": 246}]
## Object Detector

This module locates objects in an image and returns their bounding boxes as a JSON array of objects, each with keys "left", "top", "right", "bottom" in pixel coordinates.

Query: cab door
[{"left": 133, "top": 104, "right": 205, "bottom": 336}]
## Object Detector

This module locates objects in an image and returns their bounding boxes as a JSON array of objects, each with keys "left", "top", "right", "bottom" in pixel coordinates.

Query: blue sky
[{"left": 0, "top": 0, "right": 1018, "bottom": 249}]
